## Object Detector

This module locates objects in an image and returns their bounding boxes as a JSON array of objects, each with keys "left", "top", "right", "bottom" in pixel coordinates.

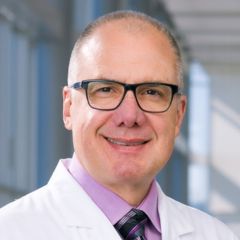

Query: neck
[{"left": 106, "top": 180, "right": 153, "bottom": 206}]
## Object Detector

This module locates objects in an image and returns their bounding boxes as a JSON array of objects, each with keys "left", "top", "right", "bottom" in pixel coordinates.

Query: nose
[{"left": 112, "top": 91, "right": 146, "bottom": 128}]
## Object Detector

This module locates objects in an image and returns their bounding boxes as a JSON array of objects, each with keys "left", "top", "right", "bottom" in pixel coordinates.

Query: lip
[{"left": 104, "top": 136, "right": 150, "bottom": 147}]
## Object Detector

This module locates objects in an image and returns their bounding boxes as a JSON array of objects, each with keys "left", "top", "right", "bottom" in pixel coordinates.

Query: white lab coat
[{"left": 0, "top": 160, "right": 238, "bottom": 240}]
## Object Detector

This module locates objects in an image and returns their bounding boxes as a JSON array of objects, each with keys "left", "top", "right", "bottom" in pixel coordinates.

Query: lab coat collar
[
  {"left": 157, "top": 185, "right": 194, "bottom": 239},
  {"left": 48, "top": 159, "right": 122, "bottom": 239},
  {"left": 48, "top": 160, "right": 195, "bottom": 239}
]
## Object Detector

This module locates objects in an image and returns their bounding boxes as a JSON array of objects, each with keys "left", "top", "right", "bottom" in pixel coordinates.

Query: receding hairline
[{"left": 68, "top": 10, "right": 183, "bottom": 88}]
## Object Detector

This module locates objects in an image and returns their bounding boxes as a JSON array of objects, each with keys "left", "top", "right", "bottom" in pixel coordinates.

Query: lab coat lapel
[
  {"left": 48, "top": 161, "right": 195, "bottom": 239},
  {"left": 63, "top": 191, "right": 122, "bottom": 240},
  {"left": 47, "top": 160, "right": 122, "bottom": 240},
  {"left": 157, "top": 184, "right": 194, "bottom": 240}
]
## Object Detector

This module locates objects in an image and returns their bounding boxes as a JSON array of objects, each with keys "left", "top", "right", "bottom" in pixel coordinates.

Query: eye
[
  {"left": 88, "top": 81, "right": 123, "bottom": 98},
  {"left": 96, "top": 86, "right": 113, "bottom": 93},
  {"left": 139, "top": 87, "right": 165, "bottom": 98},
  {"left": 145, "top": 89, "right": 163, "bottom": 96},
  {"left": 137, "top": 84, "right": 171, "bottom": 102},
  {"left": 94, "top": 85, "right": 118, "bottom": 95}
]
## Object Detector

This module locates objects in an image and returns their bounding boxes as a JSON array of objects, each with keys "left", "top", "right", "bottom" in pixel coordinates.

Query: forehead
[{"left": 76, "top": 20, "right": 177, "bottom": 83}]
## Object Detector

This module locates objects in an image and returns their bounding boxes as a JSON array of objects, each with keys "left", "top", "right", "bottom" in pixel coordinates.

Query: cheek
[
  {"left": 152, "top": 112, "right": 177, "bottom": 141},
  {"left": 71, "top": 96, "right": 100, "bottom": 136},
  {"left": 70, "top": 102, "right": 96, "bottom": 155},
  {"left": 150, "top": 113, "right": 178, "bottom": 165},
  {"left": 71, "top": 104, "right": 112, "bottom": 164},
  {"left": 71, "top": 114, "right": 102, "bottom": 175}
]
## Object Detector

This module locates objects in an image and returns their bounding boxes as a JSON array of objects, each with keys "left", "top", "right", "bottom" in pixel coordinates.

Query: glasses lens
[
  {"left": 136, "top": 84, "right": 173, "bottom": 112},
  {"left": 87, "top": 81, "right": 124, "bottom": 109}
]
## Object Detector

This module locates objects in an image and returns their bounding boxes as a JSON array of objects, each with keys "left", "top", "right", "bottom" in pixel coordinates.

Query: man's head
[
  {"left": 63, "top": 10, "right": 186, "bottom": 204},
  {"left": 68, "top": 11, "right": 183, "bottom": 88}
]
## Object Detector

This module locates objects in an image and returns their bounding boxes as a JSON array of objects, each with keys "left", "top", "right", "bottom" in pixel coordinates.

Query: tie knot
[{"left": 114, "top": 209, "right": 149, "bottom": 240}]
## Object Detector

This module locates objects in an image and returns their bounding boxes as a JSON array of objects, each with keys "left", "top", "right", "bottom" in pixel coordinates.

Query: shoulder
[
  {"left": 0, "top": 160, "right": 102, "bottom": 239},
  {"left": 167, "top": 196, "right": 238, "bottom": 239},
  {"left": 0, "top": 160, "right": 76, "bottom": 239},
  {"left": 0, "top": 161, "right": 74, "bottom": 228},
  {"left": 0, "top": 185, "right": 57, "bottom": 221},
  {"left": 156, "top": 184, "right": 238, "bottom": 239},
  {"left": 0, "top": 185, "right": 62, "bottom": 239}
]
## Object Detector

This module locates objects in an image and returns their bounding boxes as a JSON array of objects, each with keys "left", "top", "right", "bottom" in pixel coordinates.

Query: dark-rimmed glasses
[{"left": 70, "top": 79, "right": 180, "bottom": 113}]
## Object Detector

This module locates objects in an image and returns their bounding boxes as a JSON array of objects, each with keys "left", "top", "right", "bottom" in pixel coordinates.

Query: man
[{"left": 0, "top": 10, "right": 238, "bottom": 240}]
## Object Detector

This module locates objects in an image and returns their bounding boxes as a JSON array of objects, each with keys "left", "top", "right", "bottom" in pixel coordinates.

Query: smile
[{"left": 105, "top": 137, "right": 149, "bottom": 146}]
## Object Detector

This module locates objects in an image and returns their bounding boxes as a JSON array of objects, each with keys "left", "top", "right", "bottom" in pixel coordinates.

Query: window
[{"left": 0, "top": 16, "right": 37, "bottom": 205}]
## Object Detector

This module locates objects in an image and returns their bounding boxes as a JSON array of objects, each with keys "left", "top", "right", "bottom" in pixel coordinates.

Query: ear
[
  {"left": 175, "top": 95, "right": 187, "bottom": 137},
  {"left": 63, "top": 86, "right": 72, "bottom": 130}
]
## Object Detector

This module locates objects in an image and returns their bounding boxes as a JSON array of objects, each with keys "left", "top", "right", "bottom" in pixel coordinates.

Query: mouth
[{"left": 105, "top": 137, "right": 149, "bottom": 147}]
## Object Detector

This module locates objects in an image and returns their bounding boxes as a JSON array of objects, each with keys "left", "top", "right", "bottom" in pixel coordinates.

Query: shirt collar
[{"left": 67, "top": 153, "right": 161, "bottom": 233}]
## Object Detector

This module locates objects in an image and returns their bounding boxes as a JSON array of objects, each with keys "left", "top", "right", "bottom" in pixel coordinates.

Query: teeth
[{"left": 107, "top": 138, "right": 145, "bottom": 146}]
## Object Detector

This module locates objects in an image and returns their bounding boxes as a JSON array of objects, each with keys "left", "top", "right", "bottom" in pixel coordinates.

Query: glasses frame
[{"left": 70, "top": 79, "right": 180, "bottom": 113}]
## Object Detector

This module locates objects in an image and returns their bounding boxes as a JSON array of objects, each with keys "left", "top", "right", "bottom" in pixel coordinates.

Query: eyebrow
[{"left": 87, "top": 76, "right": 168, "bottom": 84}]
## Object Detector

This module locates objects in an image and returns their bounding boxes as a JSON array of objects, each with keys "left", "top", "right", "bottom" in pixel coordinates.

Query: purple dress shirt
[{"left": 67, "top": 154, "right": 161, "bottom": 239}]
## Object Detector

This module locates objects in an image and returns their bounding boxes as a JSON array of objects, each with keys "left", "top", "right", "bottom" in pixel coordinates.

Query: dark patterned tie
[{"left": 114, "top": 208, "right": 149, "bottom": 240}]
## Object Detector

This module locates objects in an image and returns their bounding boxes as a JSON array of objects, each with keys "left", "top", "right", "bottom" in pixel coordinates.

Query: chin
[{"left": 112, "top": 165, "right": 146, "bottom": 182}]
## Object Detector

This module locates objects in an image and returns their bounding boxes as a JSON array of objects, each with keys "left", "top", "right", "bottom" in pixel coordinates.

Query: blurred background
[{"left": 0, "top": 0, "right": 239, "bottom": 236}]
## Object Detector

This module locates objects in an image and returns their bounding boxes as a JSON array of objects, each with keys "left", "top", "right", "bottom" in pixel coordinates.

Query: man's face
[{"left": 63, "top": 21, "right": 186, "bottom": 193}]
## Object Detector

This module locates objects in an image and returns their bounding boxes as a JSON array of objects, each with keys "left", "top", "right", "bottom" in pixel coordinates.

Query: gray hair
[{"left": 68, "top": 10, "right": 183, "bottom": 88}]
